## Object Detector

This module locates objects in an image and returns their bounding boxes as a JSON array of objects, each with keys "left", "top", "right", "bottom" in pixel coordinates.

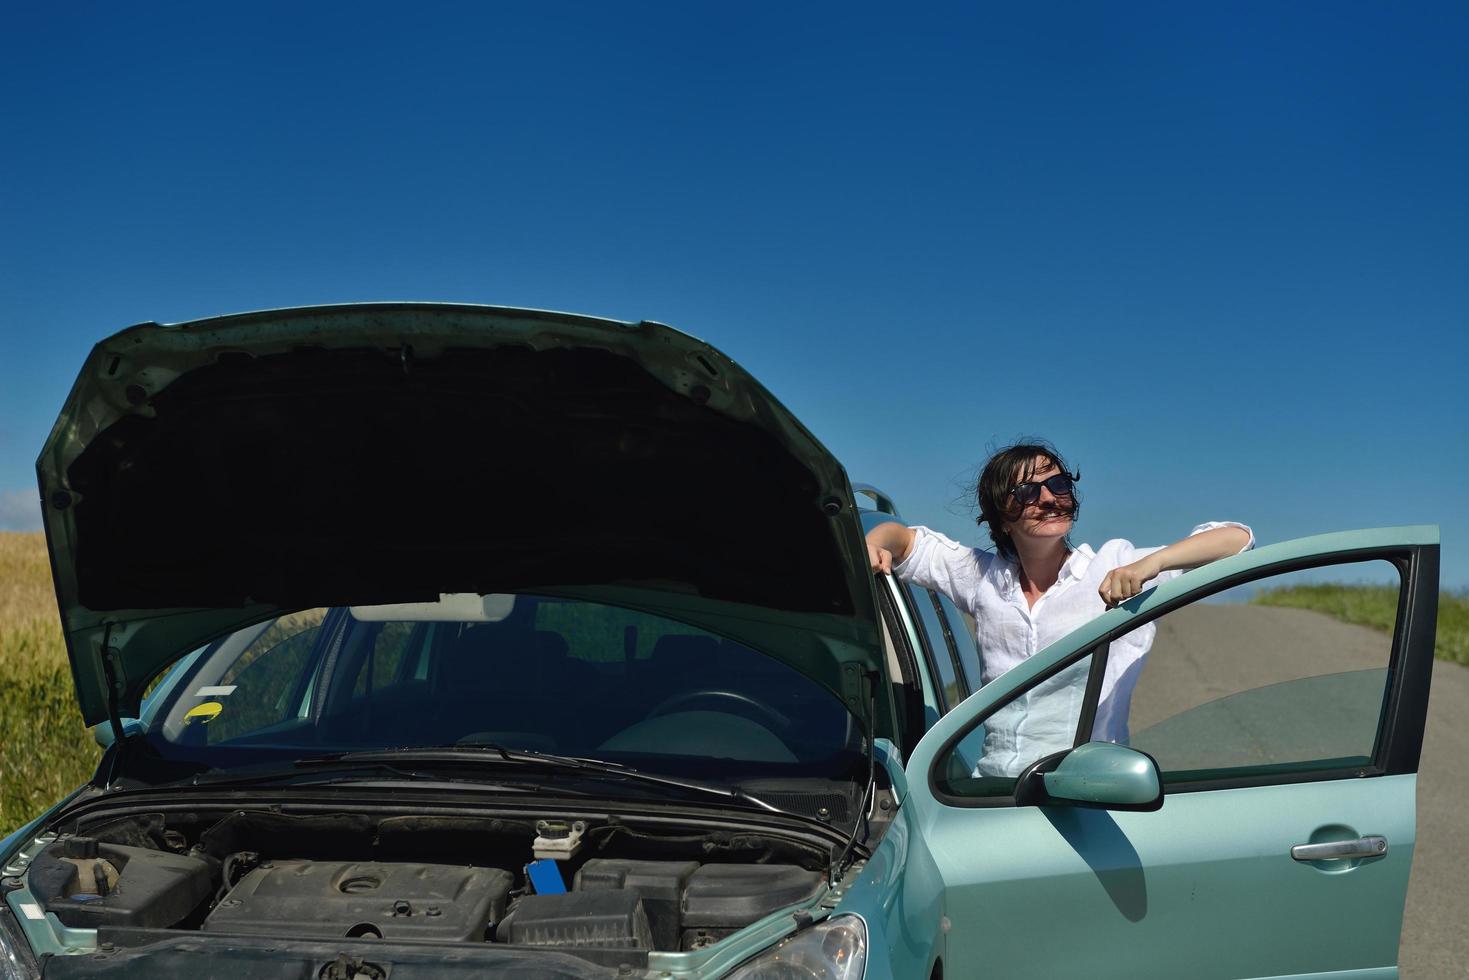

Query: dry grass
[{"left": 0, "top": 532, "right": 100, "bottom": 831}]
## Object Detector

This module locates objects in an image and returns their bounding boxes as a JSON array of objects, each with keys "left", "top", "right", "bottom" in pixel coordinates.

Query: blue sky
[{"left": 2, "top": 2, "right": 1466, "bottom": 585}]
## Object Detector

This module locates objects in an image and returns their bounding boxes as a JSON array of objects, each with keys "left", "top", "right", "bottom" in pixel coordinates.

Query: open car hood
[{"left": 38, "top": 304, "right": 890, "bottom": 735}]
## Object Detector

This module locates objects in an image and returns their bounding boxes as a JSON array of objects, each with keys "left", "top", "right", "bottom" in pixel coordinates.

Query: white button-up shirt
[{"left": 894, "top": 522, "right": 1253, "bottom": 776}]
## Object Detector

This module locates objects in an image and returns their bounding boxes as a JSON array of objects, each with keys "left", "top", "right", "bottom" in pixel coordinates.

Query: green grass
[{"left": 1251, "top": 583, "right": 1469, "bottom": 666}]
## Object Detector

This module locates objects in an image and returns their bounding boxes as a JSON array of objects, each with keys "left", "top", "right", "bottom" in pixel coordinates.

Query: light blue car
[{"left": 1, "top": 305, "right": 1437, "bottom": 978}]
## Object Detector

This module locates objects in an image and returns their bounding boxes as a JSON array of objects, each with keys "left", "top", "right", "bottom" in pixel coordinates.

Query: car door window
[
  {"left": 208, "top": 609, "right": 329, "bottom": 741},
  {"left": 935, "top": 555, "right": 1406, "bottom": 799},
  {"left": 902, "top": 582, "right": 963, "bottom": 712},
  {"left": 933, "top": 591, "right": 982, "bottom": 696},
  {"left": 936, "top": 651, "right": 1097, "bottom": 797},
  {"left": 1093, "top": 558, "right": 1400, "bottom": 785},
  {"left": 535, "top": 601, "right": 708, "bottom": 663},
  {"left": 351, "top": 622, "right": 429, "bottom": 694}
]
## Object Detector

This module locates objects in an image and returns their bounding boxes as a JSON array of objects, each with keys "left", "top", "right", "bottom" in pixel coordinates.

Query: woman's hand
[
  {"left": 1099, "top": 555, "right": 1165, "bottom": 608},
  {"left": 866, "top": 522, "right": 914, "bottom": 574},
  {"left": 1100, "top": 525, "right": 1252, "bottom": 607}
]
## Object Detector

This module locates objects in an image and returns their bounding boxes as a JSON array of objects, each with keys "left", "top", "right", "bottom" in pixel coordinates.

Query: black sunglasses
[{"left": 1008, "top": 473, "right": 1077, "bottom": 506}]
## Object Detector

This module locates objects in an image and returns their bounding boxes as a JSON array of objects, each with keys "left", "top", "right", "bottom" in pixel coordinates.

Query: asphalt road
[
  {"left": 1399, "top": 655, "right": 1469, "bottom": 979},
  {"left": 1124, "top": 604, "right": 1467, "bottom": 978}
]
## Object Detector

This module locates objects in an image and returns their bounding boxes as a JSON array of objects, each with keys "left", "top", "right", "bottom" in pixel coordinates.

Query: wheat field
[{"left": 0, "top": 532, "right": 99, "bottom": 831}]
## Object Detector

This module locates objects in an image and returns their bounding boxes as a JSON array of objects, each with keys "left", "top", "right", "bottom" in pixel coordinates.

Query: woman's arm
[
  {"left": 866, "top": 521, "right": 916, "bottom": 573},
  {"left": 1099, "top": 526, "right": 1252, "bottom": 607}
]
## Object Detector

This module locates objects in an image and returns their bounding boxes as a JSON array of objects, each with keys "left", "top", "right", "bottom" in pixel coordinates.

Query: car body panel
[
  {"left": 912, "top": 774, "right": 1416, "bottom": 977},
  {"left": 827, "top": 779, "right": 945, "bottom": 980},
  {"left": 902, "top": 526, "right": 1438, "bottom": 978}
]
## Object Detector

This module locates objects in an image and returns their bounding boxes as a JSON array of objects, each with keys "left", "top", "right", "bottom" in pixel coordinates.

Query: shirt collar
[{"left": 1059, "top": 543, "right": 1096, "bottom": 582}]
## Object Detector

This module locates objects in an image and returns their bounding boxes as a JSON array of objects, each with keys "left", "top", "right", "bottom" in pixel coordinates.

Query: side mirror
[{"left": 1015, "top": 742, "right": 1163, "bottom": 812}]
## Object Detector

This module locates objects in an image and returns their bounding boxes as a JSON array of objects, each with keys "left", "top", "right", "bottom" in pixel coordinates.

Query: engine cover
[{"left": 202, "top": 860, "right": 513, "bottom": 943}]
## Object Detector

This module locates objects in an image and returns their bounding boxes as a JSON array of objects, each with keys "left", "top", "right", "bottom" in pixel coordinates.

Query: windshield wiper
[
  {"left": 177, "top": 760, "right": 537, "bottom": 792},
  {"left": 296, "top": 745, "right": 801, "bottom": 819}
]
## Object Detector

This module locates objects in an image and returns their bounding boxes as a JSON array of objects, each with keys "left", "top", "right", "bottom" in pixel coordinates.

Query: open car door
[{"left": 903, "top": 527, "right": 1438, "bottom": 979}]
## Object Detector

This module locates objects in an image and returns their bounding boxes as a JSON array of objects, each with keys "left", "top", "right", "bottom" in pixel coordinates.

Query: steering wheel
[{"left": 647, "top": 689, "right": 791, "bottom": 731}]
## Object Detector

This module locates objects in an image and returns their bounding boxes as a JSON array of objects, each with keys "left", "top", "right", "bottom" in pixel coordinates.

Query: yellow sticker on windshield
[{"left": 184, "top": 701, "right": 224, "bottom": 724}]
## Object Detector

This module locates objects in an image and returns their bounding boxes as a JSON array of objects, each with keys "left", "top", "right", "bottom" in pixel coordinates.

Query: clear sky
[{"left": 2, "top": 3, "right": 1466, "bottom": 585}]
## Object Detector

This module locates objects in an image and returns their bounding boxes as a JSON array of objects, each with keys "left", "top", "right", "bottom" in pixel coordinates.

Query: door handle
[{"left": 1291, "top": 835, "right": 1388, "bottom": 862}]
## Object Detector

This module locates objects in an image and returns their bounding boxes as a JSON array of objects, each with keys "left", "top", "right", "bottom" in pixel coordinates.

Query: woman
[{"left": 865, "top": 441, "right": 1252, "bottom": 776}]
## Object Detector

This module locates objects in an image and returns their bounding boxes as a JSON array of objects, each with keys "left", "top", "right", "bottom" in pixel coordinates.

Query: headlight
[{"left": 725, "top": 915, "right": 866, "bottom": 980}]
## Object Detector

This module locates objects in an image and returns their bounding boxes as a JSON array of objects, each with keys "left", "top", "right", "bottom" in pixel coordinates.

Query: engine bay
[{"left": 11, "top": 807, "right": 842, "bottom": 975}]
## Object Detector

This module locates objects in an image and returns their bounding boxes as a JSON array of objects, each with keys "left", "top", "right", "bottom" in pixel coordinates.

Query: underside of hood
[{"left": 37, "top": 304, "right": 886, "bottom": 731}]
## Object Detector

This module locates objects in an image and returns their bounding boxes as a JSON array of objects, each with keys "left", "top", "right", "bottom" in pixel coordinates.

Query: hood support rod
[
  {"left": 829, "top": 669, "right": 878, "bottom": 888},
  {"left": 99, "top": 622, "right": 127, "bottom": 748}
]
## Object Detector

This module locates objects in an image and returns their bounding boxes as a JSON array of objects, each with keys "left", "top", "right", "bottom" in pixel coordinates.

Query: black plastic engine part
[
  {"left": 683, "top": 926, "right": 740, "bottom": 951},
  {"left": 202, "top": 860, "right": 513, "bottom": 942},
  {"left": 44, "top": 934, "right": 624, "bottom": 979},
  {"left": 680, "top": 864, "right": 825, "bottom": 929},
  {"left": 572, "top": 858, "right": 698, "bottom": 952},
  {"left": 500, "top": 890, "right": 653, "bottom": 951},
  {"left": 27, "top": 839, "right": 216, "bottom": 930},
  {"left": 59, "top": 836, "right": 99, "bottom": 860}
]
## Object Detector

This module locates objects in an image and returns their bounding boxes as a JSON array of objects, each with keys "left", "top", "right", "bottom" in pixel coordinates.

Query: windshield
[{"left": 137, "top": 593, "right": 862, "bottom": 785}]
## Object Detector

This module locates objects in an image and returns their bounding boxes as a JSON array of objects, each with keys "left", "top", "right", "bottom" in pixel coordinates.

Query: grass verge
[{"left": 1251, "top": 583, "right": 1469, "bottom": 666}]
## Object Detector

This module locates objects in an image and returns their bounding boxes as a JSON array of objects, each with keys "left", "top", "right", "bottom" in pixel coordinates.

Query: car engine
[{"left": 16, "top": 807, "right": 837, "bottom": 976}]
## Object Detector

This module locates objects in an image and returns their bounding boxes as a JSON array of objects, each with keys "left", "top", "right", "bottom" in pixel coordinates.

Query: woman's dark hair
[{"left": 975, "top": 440, "right": 1081, "bottom": 562}]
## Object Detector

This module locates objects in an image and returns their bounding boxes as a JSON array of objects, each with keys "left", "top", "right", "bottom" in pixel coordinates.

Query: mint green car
[{"left": 0, "top": 305, "right": 1438, "bottom": 979}]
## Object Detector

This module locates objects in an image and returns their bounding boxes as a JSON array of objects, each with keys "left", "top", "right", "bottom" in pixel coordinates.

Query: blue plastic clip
[{"left": 527, "top": 859, "right": 566, "bottom": 894}]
